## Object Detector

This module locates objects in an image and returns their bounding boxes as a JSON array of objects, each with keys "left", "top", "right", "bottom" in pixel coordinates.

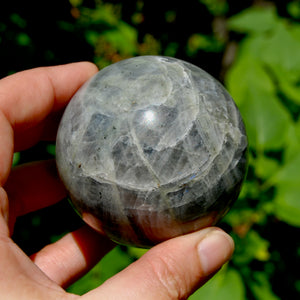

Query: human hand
[{"left": 1, "top": 62, "right": 234, "bottom": 299}]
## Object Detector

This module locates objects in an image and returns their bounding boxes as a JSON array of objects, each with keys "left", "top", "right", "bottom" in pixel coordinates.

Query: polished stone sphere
[{"left": 56, "top": 56, "right": 247, "bottom": 248}]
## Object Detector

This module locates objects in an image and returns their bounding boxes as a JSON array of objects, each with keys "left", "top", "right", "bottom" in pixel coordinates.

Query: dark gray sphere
[{"left": 56, "top": 56, "right": 247, "bottom": 248}]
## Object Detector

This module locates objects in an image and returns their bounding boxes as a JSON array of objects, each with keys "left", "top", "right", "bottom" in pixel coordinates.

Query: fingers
[
  {"left": 31, "top": 225, "right": 115, "bottom": 288},
  {"left": 0, "top": 62, "right": 98, "bottom": 184},
  {"left": 0, "top": 187, "right": 9, "bottom": 235},
  {"left": 0, "top": 224, "right": 72, "bottom": 300},
  {"left": 0, "top": 62, "right": 98, "bottom": 131},
  {"left": 5, "top": 160, "right": 67, "bottom": 231},
  {"left": 6, "top": 161, "right": 114, "bottom": 289},
  {"left": 0, "top": 111, "right": 14, "bottom": 186},
  {"left": 0, "top": 62, "right": 98, "bottom": 183},
  {"left": 83, "top": 227, "right": 234, "bottom": 300}
]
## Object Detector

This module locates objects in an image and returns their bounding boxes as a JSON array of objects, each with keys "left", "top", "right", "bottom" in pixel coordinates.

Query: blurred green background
[{"left": 2, "top": 0, "right": 300, "bottom": 299}]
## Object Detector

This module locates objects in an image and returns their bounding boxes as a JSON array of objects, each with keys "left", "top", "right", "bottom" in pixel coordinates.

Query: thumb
[{"left": 82, "top": 227, "right": 234, "bottom": 300}]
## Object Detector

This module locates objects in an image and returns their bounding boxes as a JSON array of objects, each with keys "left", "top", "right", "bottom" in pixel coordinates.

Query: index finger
[
  {"left": 0, "top": 62, "right": 98, "bottom": 185},
  {"left": 0, "top": 62, "right": 98, "bottom": 131}
]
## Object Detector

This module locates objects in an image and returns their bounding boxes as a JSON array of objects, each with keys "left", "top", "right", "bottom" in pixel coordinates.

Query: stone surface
[{"left": 56, "top": 56, "right": 248, "bottom": 248}]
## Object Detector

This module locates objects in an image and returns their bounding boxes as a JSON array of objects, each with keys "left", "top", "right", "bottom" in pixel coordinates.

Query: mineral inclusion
[{"left": 56, "top": 56, "right": 248, "bottom": 248}]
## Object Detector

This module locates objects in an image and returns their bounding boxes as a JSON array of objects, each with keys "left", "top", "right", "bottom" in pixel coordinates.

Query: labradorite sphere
[{"left": 56, "top": 56, "right": 247, "bottom": 248}]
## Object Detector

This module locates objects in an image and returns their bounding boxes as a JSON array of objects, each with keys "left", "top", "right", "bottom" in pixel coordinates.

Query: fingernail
[{"left": 197, "top": 230, "right": 234, "bottom": 276}]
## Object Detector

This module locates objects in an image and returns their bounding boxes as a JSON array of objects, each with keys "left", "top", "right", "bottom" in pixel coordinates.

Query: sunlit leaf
[
  {"left": 226, "top": 55, "right": 291, "bottom": 151},
  {"left": 226, "top": 47, "right": 274, "bottom": 107},
  {"left": 85, "top": 30, "right": 101, "bottom": 46},
  {"left": 282, "top": 97, "right": 300, "bottom": 163},
  {"left": 269, "top": 151, "right": 300, "bottom": 226},
  {"left": 275, "top": 69, "right": 300, "bottom": 105},
  {"left": 103, "top": 22, "right": 138, "bottom": 55},
  {"left": 274, "top": 184, "right": 300, "bottom": 227},
  {"left": 189, "top": 266, "right": 245, "bottom": 300},
  {"left": 127, "top": 246, "right": 148, "bottom": 258},
  {"left": 272, "top": 152, "right": 300, "bottom": 185},
  {"left": 227, "top": 6, "right": 278, "bottom": 34},
  {"left": 254, "top": 155, "right": 280, "bottom": 180},
  {"left": 260, "top": 21, "right": 300, "bottom": 72}
]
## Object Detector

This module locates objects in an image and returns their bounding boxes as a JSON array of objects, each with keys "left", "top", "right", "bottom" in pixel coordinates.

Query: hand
[{"left": 0, "top": 62, "right": 234, "bottom": 299}]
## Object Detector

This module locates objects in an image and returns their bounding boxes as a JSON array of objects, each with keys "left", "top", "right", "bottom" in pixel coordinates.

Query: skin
[{"left": 0, "top": 62, "right": 234, "bottom": 300}]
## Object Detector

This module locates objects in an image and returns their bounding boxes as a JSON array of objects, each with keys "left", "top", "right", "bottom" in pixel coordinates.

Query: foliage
[
  {"left": 190, "top": 265, "right": 246, "bottom": 300},
  {"left": 226, "top": 5, "right": 300, "bottom": 226},
  {"left": 1, "top": 1, "right": 300, "bottom": 299},
  {"left": 224, "top": 5, "right": 300, "bottom": 299}
]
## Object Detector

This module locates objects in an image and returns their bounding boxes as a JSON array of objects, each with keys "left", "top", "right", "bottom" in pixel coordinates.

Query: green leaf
[
  {"left": 288, "top": 1, "right": 300, "bottom": 19},
  {"left": 46, "top": 144, "right": 56, "bottom": 156},
  {"left": 69, "top": 0, "right": 83, "bottom": 7},
  {"left": 226, "top": 44, "right": 274, "bottom": 107},
  {"left": 16, "top": 33, "right": 31, "bottom": 46},
  {"left": 80, "top": 5, "right": 118, "bottom": 27},
  {"left": 284, "top": 120, "right": 300, "bottom": 163},
  {"left": 254, "top": 155, "right": 280, "bottom": 180},
  {"left": 85, "top": 30, "right": 101, "bottom": 46},
  {"left": 261, "top": 21, "right": 300, "bottom": 72},
  {"left": 164, "top": 42, "right": 179, "bottom": 57},
  {"left": 227, "top": 6, "right": 278, "bottom": 34},
  {"left": 272, "top": 152, "right": 300, "bottom": 186},
  {"left": 250, "top": 272, "right": 280, "bottom": 300},
  {"left": 269, "top": 152, "right": 300, "bottom": 226},
  {"left": 199, "top": 0, "right": 229, "bottom": 16},
  {"left": 187, "top": 33, "right": 224, "bottom": 54},
  {"left": 189, "top": 266, "right": 245, "bottom": 300},
  {"left": 237, "top": 179, "right": 261, "bottom": 200},
  {"left": 127, "top": 246, "right": 148, "bottom": 258},
  {"left": 226, "top": 55, "right": 291, "bottom": 151},
  {"left": 274, "top": 184, "right": 300, "bottom": 227},
  {"left": 275, "top": 69, "right": 300, "bottom": 105},
  {"left": 10, "top": 13, "right": 27, "bottom": 28},
  {"left": 233, "top": 230, "right": 270, "bottom": 264},
  {"left": 103, "top": 22, "right": 138, "bottom": 55},
  {"left": 12, "top": 152, "right": 20, "bottom": 166}
]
